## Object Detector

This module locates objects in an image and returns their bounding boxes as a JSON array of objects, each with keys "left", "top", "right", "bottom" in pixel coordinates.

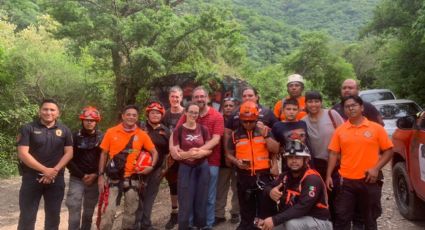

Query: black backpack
[{"left": 105, "top": 135, "right": 135, "bottom": 180}]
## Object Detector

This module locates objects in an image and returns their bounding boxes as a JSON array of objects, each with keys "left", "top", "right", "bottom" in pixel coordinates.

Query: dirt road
[{"left": 1, "top": 166, "right": 424, "bottom": 229}]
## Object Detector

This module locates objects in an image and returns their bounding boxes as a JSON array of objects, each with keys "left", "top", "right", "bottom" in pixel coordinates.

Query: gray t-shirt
[{"left": 302, "top": 109, "right": 344, "bottom": 160}]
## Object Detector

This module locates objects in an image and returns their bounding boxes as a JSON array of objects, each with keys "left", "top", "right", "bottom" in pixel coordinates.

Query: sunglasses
[
  {"left": 223, "top": 97, "right": 236, "bottom": 102},
  {"left": 82, "top": 110, "right": 100, "bottom": 117}
]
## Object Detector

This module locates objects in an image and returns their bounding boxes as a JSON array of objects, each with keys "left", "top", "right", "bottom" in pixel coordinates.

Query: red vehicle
[{"left": 392, "top": 113, "right": 425, "bottom": 220}]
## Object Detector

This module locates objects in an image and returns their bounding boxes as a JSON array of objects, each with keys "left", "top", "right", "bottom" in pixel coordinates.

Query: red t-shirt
[
  {"left": 176, "top": 107, "right": 224, "bottom": 166},
  {"left": 173, "top": 125, "right": 211, "bottom": 165}
]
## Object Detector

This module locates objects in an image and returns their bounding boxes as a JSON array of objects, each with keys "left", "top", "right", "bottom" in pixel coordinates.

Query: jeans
[
  {"left": 66, "top": 176, "right": 99, "bottom": 230},
  {"left": 206, "top": 165, "right": 219, "bottom": 227},
  {"left": 18, "top": 173, "right": 65, "bottom": 230},
  {"left": 178, "top": 160, "right": 210, "bottom": 230},
  {"left": 215, "top": 167, "right": 239, "bottom": 218},
  {"left": 273, "top": 216, "right": 333, "bottom": 230},
  {"left": 136, "top": 167, "right": 162, "bottom": 228}
]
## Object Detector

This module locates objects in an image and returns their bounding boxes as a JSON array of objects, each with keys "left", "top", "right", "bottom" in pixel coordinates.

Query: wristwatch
[{"left": 98, "top": 172, "right": 104, "bottom": 176}]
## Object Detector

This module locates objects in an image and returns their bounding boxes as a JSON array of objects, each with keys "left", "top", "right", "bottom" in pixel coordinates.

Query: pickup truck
[{"left": 391, "top": 113, "right": 425, "bottom": 220}]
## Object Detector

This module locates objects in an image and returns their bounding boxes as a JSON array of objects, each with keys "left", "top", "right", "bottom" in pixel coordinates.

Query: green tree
[
  {"left": 46, "top": 1, "right": 244, "bottom": 110},
  {"left": 363, "top": 0, "right": 425, "bottom": 106},
  {"left": 282, "top": 32, "right": 355, "bottom": 103},
  {"left": 0, "top": 18, "right": 113, "bottom": 176}
]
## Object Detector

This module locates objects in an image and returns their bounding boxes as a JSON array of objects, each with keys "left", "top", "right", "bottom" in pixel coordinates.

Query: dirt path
[{"left": 1, "top": 166, "right": 424, "bottom": 229}]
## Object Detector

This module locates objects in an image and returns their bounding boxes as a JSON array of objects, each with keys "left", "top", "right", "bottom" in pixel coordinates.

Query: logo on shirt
[
  {"left": 134, "top": 135, "right": 139, "bottom": 141},
  {"left": 308, "top": 186, "right": 316, "bottom": 197},
  {"left": 363, "top": 130, "right": 372, "bottom": 138},
  {"left": 33, "top": 130, "right": 42, "bottom": 134},
  {"left": 185, "top": 135, "right": 201, "bottom": 142},
  {"left": 55, "top": 129, "right": 62, "bottom": 137}
]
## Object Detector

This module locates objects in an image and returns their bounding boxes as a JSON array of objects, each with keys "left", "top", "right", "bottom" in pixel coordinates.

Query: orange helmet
[
  {"left": 134, "top": 150, "right": 153, "bottom": 173},
  {"left": 239, "top": 101, "right": 259, "bottom": 121},
  {"left": 79, "top": 106, "right": 101, "bottom": 121},
  {"left": 145, "top": 102, "right": 165, "bottom": 116}
]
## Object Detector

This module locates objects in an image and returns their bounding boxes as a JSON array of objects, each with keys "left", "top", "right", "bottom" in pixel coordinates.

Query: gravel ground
[{"left": 1, "top": 165, "right": 424, "bottom": 229}]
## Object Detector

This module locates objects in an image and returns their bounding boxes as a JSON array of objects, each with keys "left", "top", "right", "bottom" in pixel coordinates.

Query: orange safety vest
[
  {"left": 283, "top": 168, "right": 328, "bottom": 209},
  {"left": 232, "top": 128, "right": 270, "bottom": 175}
]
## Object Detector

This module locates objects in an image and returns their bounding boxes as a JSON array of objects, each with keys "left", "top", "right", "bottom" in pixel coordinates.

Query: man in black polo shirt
[
  {"left": 17, "top": 99, "right": 73, "bottom": 230},
  {"left": 332, "top": 79, "right": 384, "bottom": 126}
]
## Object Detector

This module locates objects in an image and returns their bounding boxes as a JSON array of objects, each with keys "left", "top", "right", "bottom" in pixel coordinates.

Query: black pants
[
  {"left": 334, "top": 178, "right": 382, "bottom": 230},
  {"left": 236, "top": 170, "right": 272, "bottom": 230},
  {"left": 312, "top": 158, "right": 340, "bottom": 222},
  {"left": 18, "top": 173, "right": 65, "bottom": 230}
]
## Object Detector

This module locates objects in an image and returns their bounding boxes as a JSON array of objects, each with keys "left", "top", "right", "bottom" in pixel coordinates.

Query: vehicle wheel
[{"left": 392, "top": 162, "right": 425, "bottom": 220}]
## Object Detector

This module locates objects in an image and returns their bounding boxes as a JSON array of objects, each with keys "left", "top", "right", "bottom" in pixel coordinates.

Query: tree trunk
[{"left": 112, "top": 47, "right": 142, "bottom": 116}]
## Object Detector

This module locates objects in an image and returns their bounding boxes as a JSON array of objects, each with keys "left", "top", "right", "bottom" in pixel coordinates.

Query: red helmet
[
  {"left": 239, "top": 101, "right": 259, "bottom": 121},
  {"left": 134, "top": 150, "right": 153, "bottom": 173},
  {"left": 145, "top": 102, "right": 165, "bottom": 116},
  {"left": 79, "top": 106, "right": 101, "bottom": 121}
]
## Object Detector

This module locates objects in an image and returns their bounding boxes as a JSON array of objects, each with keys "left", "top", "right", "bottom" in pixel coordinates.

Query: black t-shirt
[
  {"left": 271, "top": 120, "right": 308, "bottom": 146},
  {"left": 225, "top": 104, "right": 278, "bottom": 130},
  {"left": 271, "top": 120, "right": 312, "bottom": 171},
  {"left": 163, "top": 109, "right": 184, "bottom": 131},
  {"left": 332, "top": 101, "right": 382, "bottom": 124},
  {"left": 67, "top": 129, "right": 103, "bottom": 178},
  {"left": 17, "top": 120, "right": 73, "bottom": 175},
  {"left": 145, "top": 122, "right": 170, "bottom": 170}
]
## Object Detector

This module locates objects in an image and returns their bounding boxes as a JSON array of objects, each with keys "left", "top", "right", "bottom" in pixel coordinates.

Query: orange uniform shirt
[
  {"left": 100, "top": 124, "right": 155, "bottom": 177},
  {"left": 328, "top": 118, "right": 393, "bottom": 179},
  {"left": 273, "top": 96, "right": 307, "bottom": 121}
]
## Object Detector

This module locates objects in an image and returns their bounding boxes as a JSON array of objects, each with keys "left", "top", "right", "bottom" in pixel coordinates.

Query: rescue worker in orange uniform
[
  {"left": 97, "top": 105, "right": 159, "bottom": 230},
  {"left": 226, "top": 101, "right": 279, "bottom": 230},
  {"left": 258, "top": 140, "right": 332, "bottom": 230},
  {"left": 273, "top": 74, "right": 307, "bottom": 121}
]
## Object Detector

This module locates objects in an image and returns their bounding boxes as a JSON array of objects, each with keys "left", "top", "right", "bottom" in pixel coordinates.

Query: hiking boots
[{"left": 165, "top": 212, "right": 178, "bottom": 229}]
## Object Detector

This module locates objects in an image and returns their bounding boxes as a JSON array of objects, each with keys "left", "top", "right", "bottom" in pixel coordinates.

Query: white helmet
[
  {"left": 287, "top": 74, "right": 304, "bottom": 85},
  {"left": 283, "top": 140, "right": 311, "bottom": 158}
]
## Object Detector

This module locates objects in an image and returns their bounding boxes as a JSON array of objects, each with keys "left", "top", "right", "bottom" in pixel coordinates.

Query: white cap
[{"left": 287, "top": 74, "right": 304, "bottom": 85}]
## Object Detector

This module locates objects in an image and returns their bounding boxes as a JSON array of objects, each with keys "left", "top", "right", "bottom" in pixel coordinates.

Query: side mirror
[{"left": 396, "top": 115, "right": 416, "bottom": 129}]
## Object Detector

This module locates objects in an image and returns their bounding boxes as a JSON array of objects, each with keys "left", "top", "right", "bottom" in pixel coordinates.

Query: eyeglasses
[
  {"left": 344, "top": 103, "right": 360, "bottom": 109},
  {"left": 223, "top": 104, "right": 234, "bottom": 108},
  {"left": 193, "top": 95, "right": 206, "bottom": 99}
]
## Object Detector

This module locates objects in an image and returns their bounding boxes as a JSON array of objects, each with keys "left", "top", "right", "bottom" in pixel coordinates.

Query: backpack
[{"left": 105, "top": 135, "right": 135, "bottom": 180}]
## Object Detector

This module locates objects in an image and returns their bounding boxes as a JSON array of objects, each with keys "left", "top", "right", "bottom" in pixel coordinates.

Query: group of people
[{"left": 16, "top": 74, "right": 394, "bottom": 230}]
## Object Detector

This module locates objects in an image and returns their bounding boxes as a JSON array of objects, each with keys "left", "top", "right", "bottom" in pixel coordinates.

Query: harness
[{"left": 281, "top": 168, "right": 328, "bottom": 209}]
